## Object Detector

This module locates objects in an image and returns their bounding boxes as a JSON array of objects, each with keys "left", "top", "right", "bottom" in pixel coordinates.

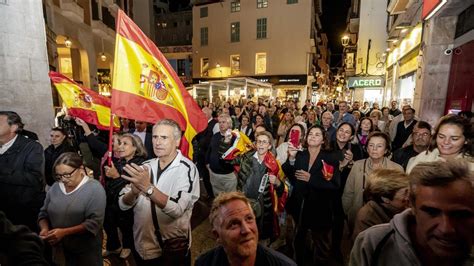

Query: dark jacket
[
  {"left": 0, "top": 211, "right": 48, "bottom": 265},
  {"left": 392, "top": 120, "right": 416, "bottom": 151},
  {"left": 104, "top": 156, "right": 146, "bottom": 205},
  {"left": 392, "top": 145, "right": 420, "bottom": 170},
  {"left": 282, "top": 149, "right": 340, "bottom": 228},
  {"left": 195, "top": 244, "right": 296, "bottom": 266},
  {"left": 44, "top": 142, "right": 76, "bottom": 186},
  {"left": 0, "top": 135, "right": 45, "bottom": 231},
  {"left": 207, "top": 133, "right": 236, "bottom": 174},
  {"left": 194, "top": 118, "right": 217, "bottom": 164}
]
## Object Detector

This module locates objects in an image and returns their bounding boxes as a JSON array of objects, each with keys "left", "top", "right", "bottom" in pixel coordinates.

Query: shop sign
[
  {"left": 256, "top": 75, "right": 307, "bottom": 85},
  {"left": 348, "top": 76, "right": 385, "bottom": 88}
]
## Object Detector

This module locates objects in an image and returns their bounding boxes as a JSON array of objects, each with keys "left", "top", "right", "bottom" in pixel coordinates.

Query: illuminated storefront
[
  {"left": 386, "top": 24, "right": 422, "bottom": 106},
  {"left": 348, "top": 76, "right": 386, "bottom": 105}
]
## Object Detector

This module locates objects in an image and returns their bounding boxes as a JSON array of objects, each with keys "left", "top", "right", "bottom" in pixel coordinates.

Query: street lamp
[
  {"left": 216, "top": 63, "right": 222, "bottom": 78},
  {"left": 64, "top": 37, "right": 72, "bottom": 48},
  {"left": 341, "top": 35, "right": 350, "bottom": 47}
]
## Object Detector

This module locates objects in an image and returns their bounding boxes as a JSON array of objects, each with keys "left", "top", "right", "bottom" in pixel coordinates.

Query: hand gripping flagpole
[{"left": 107, "top": 113, "right": 115, "bottom": 166}]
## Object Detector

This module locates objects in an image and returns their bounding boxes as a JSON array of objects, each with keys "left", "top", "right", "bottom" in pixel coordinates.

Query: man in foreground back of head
[
  {"left": 195, "top": 191, "right": 296, "bottom": 266},
  {"left": 349, "top": 160, "right": 474, "bottom": 266}
]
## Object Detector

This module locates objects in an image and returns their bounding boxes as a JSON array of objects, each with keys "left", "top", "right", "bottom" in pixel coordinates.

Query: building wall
[
  {"left": 0, "top": 0, "right": 55, "bottom": 145},
  {"left": 192, "top": 0, "right": 313, "bottom": 78},
  {"left": 356, "top": 0, "right": 388, "bottom": 76},
  {"left": 132, "top": 0, "right": 154, "bottom": 39}
]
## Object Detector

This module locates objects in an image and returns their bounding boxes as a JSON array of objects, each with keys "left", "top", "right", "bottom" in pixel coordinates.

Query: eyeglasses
[
  {"left": 55, "top": 168, "right": 79, "bottom": 180},
  {"left": 413, "top": 132, "right": 430, "bottom": 138},
  {"left": 256, "top": 140, "right": 270, "bottom": 145}
]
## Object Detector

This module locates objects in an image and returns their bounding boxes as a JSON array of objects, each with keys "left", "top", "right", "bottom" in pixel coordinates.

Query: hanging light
[
  {"left": 64, "top": 37, "right": 72, "bottom": 48},
  {"left": 100, "top": 38, "right": 107, "bottom": 61}
]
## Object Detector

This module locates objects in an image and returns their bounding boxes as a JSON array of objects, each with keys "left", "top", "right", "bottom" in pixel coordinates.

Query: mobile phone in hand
[{"left": 289, "top": 129, "right": 300, "bottom": 148}]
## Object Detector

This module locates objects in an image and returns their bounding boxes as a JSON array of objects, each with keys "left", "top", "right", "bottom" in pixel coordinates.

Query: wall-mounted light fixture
[{"left": 65, "top": 37, "right": 72, "bottom": 48}]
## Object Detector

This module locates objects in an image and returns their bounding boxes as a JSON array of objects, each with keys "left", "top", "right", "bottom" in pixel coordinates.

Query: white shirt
[
  {"left": 59, "top": 176, "right": 90, "bottom": 195},
  {"left": 0, "top": 135, "right": 18, "bottom": 155},
  {"left": 134, "top": 130, "right": 147, "bottom": 144}
]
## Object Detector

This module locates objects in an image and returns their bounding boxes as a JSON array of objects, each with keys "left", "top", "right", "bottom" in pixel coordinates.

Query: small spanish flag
[
  {"left": 49, "top": 71, "right": 120, "bottom": 130},
  {"left": 111, "top": 9, "right": 207, "bottom": 159}
]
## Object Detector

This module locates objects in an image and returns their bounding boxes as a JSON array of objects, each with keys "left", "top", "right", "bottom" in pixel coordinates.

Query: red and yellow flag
[
  {"left": 49, "top": 71, "right": 120, "bottom": 130},
  {"left": 111, "top": 9, "right": 207, "bottom": 158}
]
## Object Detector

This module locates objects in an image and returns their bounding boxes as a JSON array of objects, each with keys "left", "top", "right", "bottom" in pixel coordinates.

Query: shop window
[
  {"left": 257, "top": 18, "right": 267, "bottom": 39},
  {"left": 201, "top": 57, "right": 209, "bottom": 77},
  {"left": 255, "top": 53, "right": 266, "bottom": 74},
  {"left": 231, "top": 22, "right": 240, "bottom": 42},
  {"left": 200, "top": 27, "right": 208, "bottom": 46},
  {"left": 257, "top": 0, "right": 268, "bottom": 8},
  {"left": 177, "top": 59, "right": 186, "bottom": 76},
  {"left": 231, "top": 0, "right": 240, "bottom": 12},
  {"left": 230, "top": 55, "right": 240, "bottom": 75}
]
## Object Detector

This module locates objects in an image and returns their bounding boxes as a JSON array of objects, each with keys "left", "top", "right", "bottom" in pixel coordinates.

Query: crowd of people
[{"left": 0, "top": 97, "right": 472, "bottom": 265}]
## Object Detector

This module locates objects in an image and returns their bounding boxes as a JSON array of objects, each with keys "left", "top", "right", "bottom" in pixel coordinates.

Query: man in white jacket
[{"left": 119, "top": 119, "right": 200, "bottom": 265}]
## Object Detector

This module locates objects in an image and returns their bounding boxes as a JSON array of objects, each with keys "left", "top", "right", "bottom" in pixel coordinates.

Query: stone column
[
  {"left": 414, "top": 16, "right": 457, "bottom": 125},
  {"left": 0, "top": 0, "right": 54, "bottom": 146}
]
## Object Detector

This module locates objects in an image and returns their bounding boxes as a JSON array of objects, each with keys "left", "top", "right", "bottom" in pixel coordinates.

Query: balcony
[
  {"left": 349, "top": 18, "right": 359, "bottom": 33},
  {"left": 387, "top": 0, "right": 409, "bottom": 15},
  {"left": 60, "top": 0, "right": 84, "bottom": 23},
  {"left": 92, "top": 20, "right": 115, "bottom": 41}
]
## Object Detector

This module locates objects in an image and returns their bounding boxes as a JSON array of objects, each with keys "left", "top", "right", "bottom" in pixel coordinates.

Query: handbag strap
[{"left": 150, "top": 163, "right": 165, "bottom": 248}]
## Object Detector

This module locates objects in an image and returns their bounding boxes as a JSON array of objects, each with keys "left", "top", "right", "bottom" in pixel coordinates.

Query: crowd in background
[{"left": 0, "top": 96, "right": 473, "bottom": 265}]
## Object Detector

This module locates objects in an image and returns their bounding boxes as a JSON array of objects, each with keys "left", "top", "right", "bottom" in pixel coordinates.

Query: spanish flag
[
  {"left": 49, "top": 71, "right": 120, "bottom": 130},
  {"left": 111, "top": 9, "right": 207, "bottom": 159}
]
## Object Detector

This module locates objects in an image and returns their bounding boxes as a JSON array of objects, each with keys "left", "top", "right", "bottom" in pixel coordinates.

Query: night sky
[{"left": 321, "top": 0, "right": 351, "bottom": 68}]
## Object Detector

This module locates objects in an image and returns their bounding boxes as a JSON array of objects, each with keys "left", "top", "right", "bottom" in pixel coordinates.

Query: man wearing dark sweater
[
  {"left": 392, "top": 108, "right": 416, "bottom": 151},
  {"left": 392, "top": 121, "right": 431, "bottom": 170},
  {"left": 207, "top": 114, "right": 237, "bottom": 195}
]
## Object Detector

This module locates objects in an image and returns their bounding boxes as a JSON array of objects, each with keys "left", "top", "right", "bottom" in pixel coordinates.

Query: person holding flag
[
  {"left": 111, "top": 9, "right": 207, "bottom": 160},
  {"left": 221, "top": 130, "right": 288, "bottom": 246}
]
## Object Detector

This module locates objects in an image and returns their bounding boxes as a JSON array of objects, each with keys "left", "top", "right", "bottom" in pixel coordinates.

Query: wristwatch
[{"left": 144, "top": 185, "right": 155, "bottom": 197}]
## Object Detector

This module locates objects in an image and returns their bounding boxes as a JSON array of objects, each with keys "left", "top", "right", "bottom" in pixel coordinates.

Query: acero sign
[{"left": 348, "top": 76, "right": 385, "bottom": 88}]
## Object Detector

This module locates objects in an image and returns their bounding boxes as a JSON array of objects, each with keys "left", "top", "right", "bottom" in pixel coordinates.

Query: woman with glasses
[
  {"left": 102, "top": 133, "right": 147, "bottom": 258},
  {"left": 38, "top": 152, "right": 106, "bottom": 265},
  {"left": 282, "top": 125, "right": 341, "bottom": 265},
  {"left": 406, "top": 114, "right": 474, "bottom": 173},
  {"left": 222, "top": 131, "right": 288, "bottom": 245},
  {"left": 342, "top": 132, "right": 403, "bottom": 234}
]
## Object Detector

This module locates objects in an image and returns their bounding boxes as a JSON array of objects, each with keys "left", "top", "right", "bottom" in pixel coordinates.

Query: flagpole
[{"left": 107, "top": 113, "right": 115, "bottom": 166}]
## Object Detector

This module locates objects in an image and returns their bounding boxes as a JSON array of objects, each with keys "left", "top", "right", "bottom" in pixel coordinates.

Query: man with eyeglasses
[
  {"left": 392, "top": 121, "right": 432, "bottom": 170},
  {"left": 0, "top": 111, "right": 45, "bottom": 232}
]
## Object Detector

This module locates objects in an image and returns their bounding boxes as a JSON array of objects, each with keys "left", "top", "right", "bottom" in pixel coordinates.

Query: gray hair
[
  {"left": 154, "top": 119, "right": 182, "bottom": 140},
  {"left": 218, "top": 113, "right": 232, "bottom": 124}
]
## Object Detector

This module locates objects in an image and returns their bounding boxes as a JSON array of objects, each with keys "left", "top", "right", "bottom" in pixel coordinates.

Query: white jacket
[
  {"left": 119, "top": 150, "right": 200, "bottom": 260},
  {"left": 406, "top": 148, "right": 474, "bottom": 174}
]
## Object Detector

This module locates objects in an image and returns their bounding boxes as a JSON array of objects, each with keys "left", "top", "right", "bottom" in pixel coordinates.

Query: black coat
[
  {"left": 0, "top": 135, "right": 45, "bottom": 231},
  {"left": 44, "top": 142, "right": 76, "bottom": 186},
  {"left": 282, "top": 149, "right": 340, "bottom": 228}
]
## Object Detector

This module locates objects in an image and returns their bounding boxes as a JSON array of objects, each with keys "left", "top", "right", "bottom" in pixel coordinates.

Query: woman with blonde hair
[
  {"left": 352, "top": 168, "right": 409, "bottom": 240},
  {"left": 277, "top": 112, "right": 295, "bottom": 147},
  {"left": 102, "top": 133, "right": 147, "bottom": 258}
]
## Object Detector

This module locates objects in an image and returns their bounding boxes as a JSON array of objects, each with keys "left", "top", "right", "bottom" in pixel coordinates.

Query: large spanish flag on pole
[
  {"left": 111, "top": 9, "right": 207, "bottom": 159},
  {"left": 49, "top": 71, "right": 120, "bottom": 130}
]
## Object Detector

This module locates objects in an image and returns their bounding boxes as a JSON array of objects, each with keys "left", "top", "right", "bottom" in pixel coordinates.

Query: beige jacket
[
  {"left": 342, "top": 158, "right": 403, "bottom": 231},
  {"left": 406, "top": 148, "right": 474, "bottom": 174}
]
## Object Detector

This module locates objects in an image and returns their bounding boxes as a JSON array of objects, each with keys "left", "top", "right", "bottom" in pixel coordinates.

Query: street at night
[{"left": 1, "top": 0, "right": 473, "bottom": 265}]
